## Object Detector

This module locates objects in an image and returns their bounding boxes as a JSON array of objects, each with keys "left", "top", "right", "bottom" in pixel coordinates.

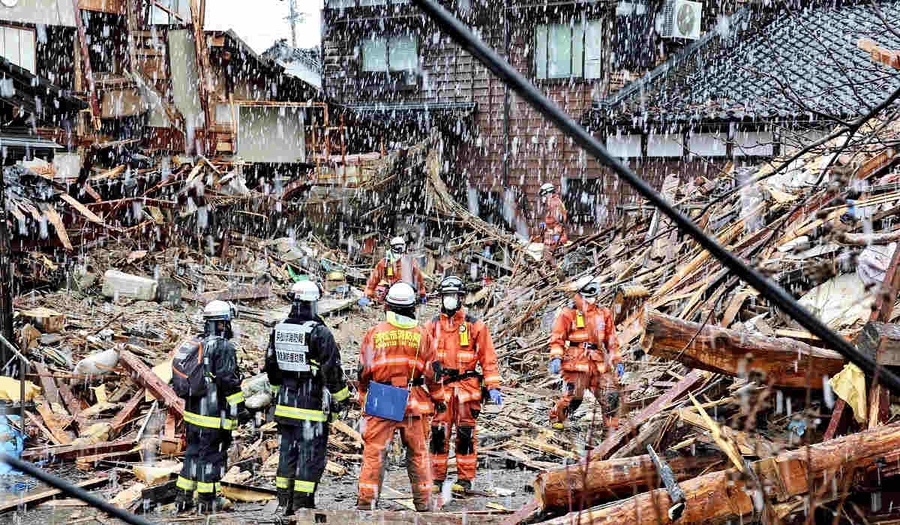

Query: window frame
[
  {"left": 0, "top": 25, "right": 36, "bottom": 74},
  {"left": 533, "top": 19, "right": 603, "bottom": 82},
  {"left": 360, "top": 33, "right": 419, "bottom": 73}
]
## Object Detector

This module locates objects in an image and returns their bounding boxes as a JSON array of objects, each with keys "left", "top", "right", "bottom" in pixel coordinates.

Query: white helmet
[
  {"left": 203, "top": 300, "right": 234, "bottom": 321},
  {"left": 539, "top": 183, "right": 556, "bottom": 197},
  {"left": 291, "top": 280, "right": 320, "bottom": 302},
  {"left": 385, "top": 282, "right": 417, "bottom": 309},
  {"left": 389, "top": 236, "right": 407, "bottom": 253}
]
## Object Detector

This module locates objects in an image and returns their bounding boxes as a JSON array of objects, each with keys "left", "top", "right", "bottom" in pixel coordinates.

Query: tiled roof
[{"left": 593, "top": 1, "right": 900, "bottom": 125}]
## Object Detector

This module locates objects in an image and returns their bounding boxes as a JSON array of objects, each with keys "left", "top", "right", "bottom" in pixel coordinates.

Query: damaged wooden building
[{"left": 321, "top": 0, "right": 900, "bottom": 233}]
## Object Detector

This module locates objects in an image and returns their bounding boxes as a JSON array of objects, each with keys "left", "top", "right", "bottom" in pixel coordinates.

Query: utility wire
[
  {"left": 0, "top": 454, "right": 154, "bottom": 525},
  {"left": 410, "top": 0, "right": 900, "bottom": 395}
]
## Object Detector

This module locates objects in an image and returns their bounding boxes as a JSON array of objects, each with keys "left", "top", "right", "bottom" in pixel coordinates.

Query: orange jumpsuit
[
  {"left": 357, "top": 312, "right": 437, "bottom": 511},
  {"left": 548, "top": 295, "right": 622, "bottom": 426},
  {"left": 364, "top": 255, "right": 427, "bottom": 300},
  {"left": 542, "top": 193, "right": 569, "bottom": 254},
  {"left": 426, "top": 310, "right": 501, "bottom": 483}
]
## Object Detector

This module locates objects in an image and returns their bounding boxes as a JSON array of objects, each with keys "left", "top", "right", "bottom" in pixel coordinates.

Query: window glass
[
  {"left": 20, "top": 33, "right": 34, "bottom": 73},
  {"left": 547, "top": 24, "right": 571, "bottom": 78},
  {"left": 388, "top": 35, "right": 417, "bottom": 71},
  {"left": 534, "top": 25, "right": 547, "bottom": 79},
  {"left": 584, "top": 20, "right": 603, "bottom": 79},
  {"left": 361, "top": 37, "right": 388, "bottom": 71},
  {"left": 572, "top": 24, "right": 584, "bottom": 78},
  {"left": 5, "top": 28, "right": 20, "bottom": 68}
]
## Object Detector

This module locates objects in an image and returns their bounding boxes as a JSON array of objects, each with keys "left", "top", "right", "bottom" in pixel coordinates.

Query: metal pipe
[
  {"left": 410, "top": 0, "right": 900, "bottom": 395},
  {"left": 0, "top": 454, "right": 154, "bottom": 525}
]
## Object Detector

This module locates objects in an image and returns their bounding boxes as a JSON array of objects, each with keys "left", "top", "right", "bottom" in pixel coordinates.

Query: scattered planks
[
  {"left": 641, "top": 310, "right": 845, "bottom": 388},
  {"left": 0, "top": 476, "right": 108, "bottom": 514},
  {"left": 540, "top": 419, "right": 900, "bottom": 525},
  {"left": 590, "top": 369, "right": 708, "bottom": 460},
  {"left": 533, "top": 453, "right": 722, "bottom": 511},
  {"left": 21, "top": 439, "right": 136, "bottom": 461}
]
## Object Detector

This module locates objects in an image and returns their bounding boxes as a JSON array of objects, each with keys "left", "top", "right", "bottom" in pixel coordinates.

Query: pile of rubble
[{"left": 3, "top": 118, "right": 900, "bottom": 524}]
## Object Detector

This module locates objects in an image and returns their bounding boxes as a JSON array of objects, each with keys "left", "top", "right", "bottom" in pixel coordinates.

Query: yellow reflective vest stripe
[{"left": 273, "top": 405, "right": 327, "bottom": 422}]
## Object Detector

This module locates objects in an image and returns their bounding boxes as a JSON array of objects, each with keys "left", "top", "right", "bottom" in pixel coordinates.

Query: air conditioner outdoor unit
[{"left": 659, "top": 0, "right": 702, "bottom": 40}]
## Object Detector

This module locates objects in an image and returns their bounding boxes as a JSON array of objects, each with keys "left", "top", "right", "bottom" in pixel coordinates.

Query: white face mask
[
  {"left": 442, "top": 295, "right": 459, "bottom": 312},
  {"left": 583, "top": 296, "right": 597, "bottom": 305}
]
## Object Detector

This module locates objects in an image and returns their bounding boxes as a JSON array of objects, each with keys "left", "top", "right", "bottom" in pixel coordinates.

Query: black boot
[
  {"left": 197, "top": 494, "right": 230, "bottom": 514},
  {"left": 292, "top": 491, "right": 315, "bottom": 511},
  {"left": 174, "top": 488, "right": 194, "bottom": 514},
  {"left": 275, "top": 488, "right": 294, "bottom": 516}
]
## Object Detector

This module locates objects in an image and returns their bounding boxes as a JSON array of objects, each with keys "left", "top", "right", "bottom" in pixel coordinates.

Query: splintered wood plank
[
  {"left": 21, "top": 440, "right": 136, "bottom": 461},
  {"left": 590, "top": 369, "right": 707, "bottom": 461},
  {"left": 0, "top": 476, "right": 108, "bottom": 514},
  {"left": 33, "top": 363, "right": 62, "bottom": 406},
  {"left": 110, "top": 388, "right": 145, "bottom": 435},
  {"left": 43, "top": 206, "right": 73, "bottom": 251},
  {"left": 119, "top": 350, "right": 184, "bottom": 416},
  {"left": 58, "top": 382, "right": 87, "bottom": 430},
  {"left": 642, "top": 310, "right": 845, "bottom": 389},
  {"left": 34, "top": 401, "right": 72, "bottom": 445},
  {"left": 59, "top": 193, "right": 106, "bottom": 225}
]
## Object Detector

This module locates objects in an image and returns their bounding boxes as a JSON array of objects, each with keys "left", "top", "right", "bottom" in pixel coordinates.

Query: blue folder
[{"left": 364, "top": 382, "right": 410, "bottom": 422}]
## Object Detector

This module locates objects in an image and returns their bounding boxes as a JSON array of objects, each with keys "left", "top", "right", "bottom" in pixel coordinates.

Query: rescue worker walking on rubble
[
  {"left": 265, "top": 280, "right": 350, "bottom": 515},
  {"left": 357, "top": 282, "right": 437, "bottom": 511},
  {"left": 537, "top": 183, "right": 569, "bottom": 260},
  {"left": 427, "top": 276, "right": 502, "bottom": 493},
  {"left": 172, "top": 300, "right": 244, "bottom": 514},
  {"left": 361, "top": 236, "right": 427, "bottom": 305},
  {"left": 548, "top": 277, "right": 623, "bottom": 431}
]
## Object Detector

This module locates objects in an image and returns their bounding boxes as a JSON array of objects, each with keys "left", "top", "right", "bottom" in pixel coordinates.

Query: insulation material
[
  {"left": 829, "top": 364, "right": 868, "bottom": 423},
  {"left": 798, "top": 272, "right": 874, "bottom": 330},
  {"left": 0, "top": 377, "right": 40, "bottom": 402}
]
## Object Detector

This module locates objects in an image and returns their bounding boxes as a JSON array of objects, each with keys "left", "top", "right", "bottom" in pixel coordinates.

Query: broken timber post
[
  {"left": 533, "top": 453, "right": 720, "bottom": 512},
  {"left": 118, "top": 350, "right": 184, "bottom": 416},
  {"left": 641, "top": 309, "right": 845, "bottom": 388},
  {"left": 540, "top": 419, "right": 900, "bottom": 525},
  {"left": 646, "top": 444, "right": 686, "bottom": 521}
]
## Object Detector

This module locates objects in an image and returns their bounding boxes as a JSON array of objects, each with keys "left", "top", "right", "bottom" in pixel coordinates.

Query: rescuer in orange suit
[
  {"left": 548, "top": 277, "right": 623, "bottom": 430},
  {"left": 538, "top": 183, "right": 569, "bottom": 257},
  {"left": 356, "top": 282, "right": 438, "bottom": 511},
  {"left": 426, "top": 276, "right": 502, "bottom": 493},
  {"left": 360, "top": 236, "right": 427, "bottom": 306}
]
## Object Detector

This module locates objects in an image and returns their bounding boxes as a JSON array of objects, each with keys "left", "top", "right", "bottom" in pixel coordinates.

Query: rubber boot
[
  {"left": 173, "top": 488, "right": 194, "bottom": 514},
  {"left": 275, "top": 487, "right": 293, "bottom": 516},
  {"left": 292, "top": 491, "right": 315, "bottom": 512}
]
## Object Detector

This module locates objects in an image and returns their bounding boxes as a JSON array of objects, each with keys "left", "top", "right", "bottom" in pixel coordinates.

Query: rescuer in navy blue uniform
[{"left": 265, "top": 280, "right": 350, "bottom": 515}]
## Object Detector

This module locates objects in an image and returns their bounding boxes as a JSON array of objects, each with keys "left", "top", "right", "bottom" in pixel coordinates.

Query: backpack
[{"left": 172, "top": 338, "right": 208, "bottom": 397}]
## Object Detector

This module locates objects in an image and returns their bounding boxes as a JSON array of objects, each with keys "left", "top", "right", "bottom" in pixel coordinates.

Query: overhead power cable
[
  {"left": 0, "top": 454, "right": 154, "bottom": 525},
  {"left": 410, "top": 0, "right": 900, "bottom": 395}
]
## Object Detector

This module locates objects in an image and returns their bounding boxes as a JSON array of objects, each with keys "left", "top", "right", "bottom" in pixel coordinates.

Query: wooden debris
[{"left": 642, "top": 310, "right": 844, "bottom": 388}]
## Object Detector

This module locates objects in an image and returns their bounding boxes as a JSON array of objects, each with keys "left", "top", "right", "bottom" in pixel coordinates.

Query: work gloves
[
  {"left": 357, "top": 297, "right": 372, "bottom": 307},
  {"left": 616, "top": 363, "right": 625, "bottom": 377},
  {"left": 548, "top": 358, "right": 561, "bottom": 375},
  {"left": 488, "top": 389, "right": 503, "bottom": 406},
  {"left": 420, "top": 296, "right": 428, "bottom": 305}
]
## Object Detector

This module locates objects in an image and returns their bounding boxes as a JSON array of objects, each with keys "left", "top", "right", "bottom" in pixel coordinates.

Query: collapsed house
[{"left": 2, "top": 0, "right": 900, "bottom": 524}]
